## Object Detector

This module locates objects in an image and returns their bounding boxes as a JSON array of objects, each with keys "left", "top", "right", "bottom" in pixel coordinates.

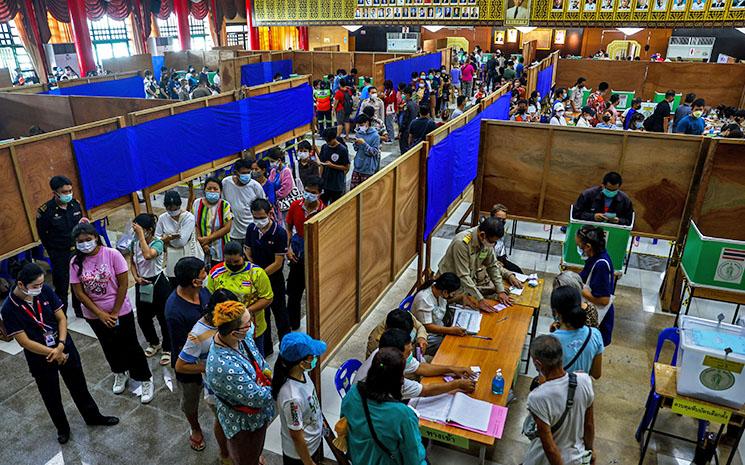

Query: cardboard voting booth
[
  {"left": 561, "top": 206, "right": 633, "bottom": 273},
  {"left": 678, "top": 315, "right": 745, "bottom": 409},
  {"left": 681, "top": 221, "right": 745, "bottom": 293}
]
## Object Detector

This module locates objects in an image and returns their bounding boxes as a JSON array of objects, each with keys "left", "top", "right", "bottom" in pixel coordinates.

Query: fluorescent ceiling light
[
  {"left": 423, "top": 26, "right": 445, "bottom": 32},
  {"left": 342, "top": 25, "right": 363, "bottom": 32},
  {"left": 616, "top": 27, "right": 643, "bottom": 36},
  {"left": 515, "top": 26, "right": 536, "bottom": 33}
]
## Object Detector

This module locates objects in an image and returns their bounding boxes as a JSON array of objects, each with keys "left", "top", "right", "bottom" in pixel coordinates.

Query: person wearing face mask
[
  {"left": 244, "top": 198, "right": 289, "bottom": 356},
  {"left": 1, "top": 263, "right": 119, "bottom": 444},
  {"left": 318, "top": 128, "right": 350, "bottom": 204},
  {"left": 569, "top": 77, "right": 587, "bottom": 113},
  {"left": 438, "top": 217, "right": 514, "bottom": 308},
  {"left": 674, "top": 98, "right": 706, "bottom": 135},
  {"left": 36, "top": 175, "right": 84, "bottom": 317},
  {"left": 595, "top": 111, "right": 616, "bottom": 129},
  {"left": 267, "top": 147, "right": 297, "bottom": 219},
  {"left": 573, "top": 171, "right": 634, "bottom": 226},
  {"left": 205, "top": 301, "right": 274, "bottom": 465},
  {"left": 576, "top": 106, "right": 595, "bottom": 128},
  {"left": 360, "top": 87, "right": 386, "bottom": 133},
  {"left": 399, "top": 87, "right": 419, "bottom": 153},
  {"left": 575, "top": 225, "right": 615, "bottom": 346},
  {"left": 131, "top": 213, "right": 173, "bottom": 365},
  {"left": 415, "top": 78, "right": 431, "bottom": 108},
  {"left": 356, "top": 328, "right": 475, "bottom": 400},
  {"left": 628, "top": 112, "right": 646, "bottom": 131},
  {"left": 295, "top": 140, "right": 320, "bottom": 188},
  {"left": 622, "top": 98, "right": 642, "bottom": 130},
  {"left": 382, "top": 79, "right": 398, "bottom": 143},
  {"left": 252, "top": 158, "right": 278, "bottom": 206},
  {"left": 272, "top": 332, "right": 327, "bottom": 465},
  {"left": 69, "top": 223, "right": 154, "bottom": 403},
  {"left": 157, "top": 190, "right": 202, "bottom": 289},
  {"left": 222, "top": 158, "right": 267, "bottom": 242},
  {"left": 207, "top": 241, "right": 273, "bottom": 357},
  {"left": 193, "top": 177, "right": 234, "bottom": 269},
  {"left": 550, "top": 102, "right": 568, "bottom": 126},
  {"left": 586, "top": 81, "right": 610, "bottom": 126},
  {"left": 350, "top": 114, "right": 381, "bottom": 189}
]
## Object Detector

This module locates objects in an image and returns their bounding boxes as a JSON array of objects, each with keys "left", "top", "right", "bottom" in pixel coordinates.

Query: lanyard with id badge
[{"left": 21, "top": 299, "right": 57, "bottom": 347}]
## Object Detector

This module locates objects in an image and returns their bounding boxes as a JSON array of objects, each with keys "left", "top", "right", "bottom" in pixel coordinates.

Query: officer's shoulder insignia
[
  {"left": 36, "top": 204, "right": 47, "bottom": 217},
  {"left": 463, "top": 232, "right": 472, "bottom": 244}
]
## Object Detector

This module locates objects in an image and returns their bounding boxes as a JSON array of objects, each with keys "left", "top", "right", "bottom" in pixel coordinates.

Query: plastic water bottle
[{"left": 492, "top": 368, "right": 504, "bottom": 395}]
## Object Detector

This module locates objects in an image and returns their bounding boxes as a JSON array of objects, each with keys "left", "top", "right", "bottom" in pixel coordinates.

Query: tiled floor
[{"left": 2, "top": 185, "right": 743, "bottom": 463}]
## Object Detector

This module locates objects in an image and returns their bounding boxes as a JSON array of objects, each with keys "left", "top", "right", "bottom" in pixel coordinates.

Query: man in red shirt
[
  {"left": 586, "top": 81, "right": 610, "bottom": 126},
  {"left": 334, "top": 78, "right": 353, "bottom": 139},
  {"left": 461, "top": 61, "right": 475, "bottom": 98},
  {"left": 285, "top": 176, "right": 325, "bottom": 329}
]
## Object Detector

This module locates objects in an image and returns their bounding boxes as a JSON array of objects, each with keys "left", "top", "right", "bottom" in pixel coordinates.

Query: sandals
[
  {"left": 189, "top": 430, "right": 206, "bottom": 452},
  {"left": 160, "top": 352, "right": 171, "bottom": 366},
  {"left": 144, "top": 343, "right": 161, "bottom": 357}
]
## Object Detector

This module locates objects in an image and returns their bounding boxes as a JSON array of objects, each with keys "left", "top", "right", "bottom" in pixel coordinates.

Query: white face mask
[
  {"left": 254, "top": 217, "right": 270, "bottom": 229},
  {"left": 24, "top": 286, "right": 43, "bottom": 297},
  {"left": 577, "top": 245, "right": 588, "bottom": 260},
  {"left": 298, "top": 151, "right": 310, "bottom": 160},
  {"left": 77, "top": 240, "right": 97, "bottom": 254},
  {"left": 167, "top": 209, "right": 181, "bottom": 218}
]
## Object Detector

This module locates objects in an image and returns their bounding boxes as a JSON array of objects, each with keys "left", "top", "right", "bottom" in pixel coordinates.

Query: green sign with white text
[{"left": 420, "top": 426, "right": 470, "bottom": 448}]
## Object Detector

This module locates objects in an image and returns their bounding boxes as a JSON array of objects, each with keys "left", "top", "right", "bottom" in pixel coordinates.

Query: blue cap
[{"left": 280, "top": 332, "right": 327, "bottom": 363}]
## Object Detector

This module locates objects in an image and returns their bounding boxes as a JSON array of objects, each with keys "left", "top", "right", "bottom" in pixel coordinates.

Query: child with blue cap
[{"left": 271, "top": 333, "right": 327, "bottom": 465}]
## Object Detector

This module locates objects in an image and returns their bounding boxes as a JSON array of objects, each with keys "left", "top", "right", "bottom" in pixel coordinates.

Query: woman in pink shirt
[
  {"left": 461, "top": 61, "right": 475, "bottom": 98},
  {"left": 267, "top": 147, "right": 296, "bottom": 226},
  {"left": 69, "top": 222, "right": 154, "bottom": 404}
]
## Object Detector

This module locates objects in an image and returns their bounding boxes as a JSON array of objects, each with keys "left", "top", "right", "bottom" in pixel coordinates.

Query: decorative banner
[
  {"left": 671, "top": 397, "right": 732, "bottom": 424},
  {"left": 715, "top": 247, "right": 745, "bottom": 285}
]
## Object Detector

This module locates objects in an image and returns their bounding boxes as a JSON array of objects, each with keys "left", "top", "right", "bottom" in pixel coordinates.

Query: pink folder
[{"left": 429, "top": 404, "right": 509, "bottom": 439}]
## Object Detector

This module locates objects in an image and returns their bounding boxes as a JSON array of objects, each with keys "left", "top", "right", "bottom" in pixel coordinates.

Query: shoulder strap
[
  {"left": 360, "top": 389, "right": 398, "bottom": 463},
  {"left": 551, "top": 373, "right": 578, "bottom": 434},
  {"left": 564, "top": 327, "right": 593, "bottom": 371}
]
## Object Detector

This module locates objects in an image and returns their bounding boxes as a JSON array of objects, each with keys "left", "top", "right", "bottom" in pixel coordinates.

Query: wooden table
[
  {"left": 511, "top": 278, "right": 544, "bottom": 374},
  {"left": 675, "top": 277, "right": 745, "bottom": 327},
  {"left": 419, "top": 304, "right": 534, "bottom": 464},
  {"left": 638, "top": 364, "right": 745, "bottom": 465}
]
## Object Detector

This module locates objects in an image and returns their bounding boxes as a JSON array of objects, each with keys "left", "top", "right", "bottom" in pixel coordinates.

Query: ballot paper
[
  {"left": 453, "top": 307, "right": 482, "bottom": 334},
  {"left": 492, "top": 303, "right": 508, "bottom": 312},
  {"left": 509, "top": 286, "right": 524, "bottom": 296},
  {"left": 513, "top": 272, "right": 538, "bottom": 282},
  {"left": 410, "top": 392, "right": 493, "bottom": 432}
]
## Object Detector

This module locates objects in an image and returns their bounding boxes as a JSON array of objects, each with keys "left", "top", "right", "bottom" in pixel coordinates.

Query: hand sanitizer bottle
[{"left": 492, "top": 368, "right": 504, "bottom": 395}]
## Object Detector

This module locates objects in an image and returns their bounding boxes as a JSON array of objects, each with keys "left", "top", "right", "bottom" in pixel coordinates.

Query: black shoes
[
  {"left": 87, "top": 415, "right": 120, "bottom": 427},
  {"left": 57, "top": 431, "right": 70, "bottom": 444}
]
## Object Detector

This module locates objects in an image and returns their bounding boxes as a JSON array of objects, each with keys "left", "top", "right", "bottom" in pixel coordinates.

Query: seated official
[
  {"left": 438, "top": 217, "right": 520, "bottom": 309},
  {"left": 572, "top": 171, "right": 634, "bottom": 226},
  {"left": 487, "top": 204, "right": 523, "bottom": 274},
  {"left": 356, "top": 328, "right": 475, "bottom": 400},
  {"left": 366, "top": 309, "right": 428, "bottom": 358},
  {"left": 412, "top": 273, "right": 478, "bottom": 355}
]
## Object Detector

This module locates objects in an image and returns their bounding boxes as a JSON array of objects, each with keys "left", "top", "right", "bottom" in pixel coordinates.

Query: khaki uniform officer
[{"left": 438, "top": 217, "right": 517, "bottom": 310}]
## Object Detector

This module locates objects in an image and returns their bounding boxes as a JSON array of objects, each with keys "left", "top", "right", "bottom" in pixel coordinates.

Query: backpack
[{"left": 342, "top": 89, "right": 353, "bottom": 115}]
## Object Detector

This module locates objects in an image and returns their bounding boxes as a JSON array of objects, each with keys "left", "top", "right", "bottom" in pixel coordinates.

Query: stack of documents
[
  {"left": 410, "top": 393, "right": 508, "bottom": 438},
  {"left": 452, "top": 307, "right": 482, "bottom": 334}
]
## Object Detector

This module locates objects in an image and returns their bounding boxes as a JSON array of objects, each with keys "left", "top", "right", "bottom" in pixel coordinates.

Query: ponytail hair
[
  {"left": 551, "top": 285, "right": 586, "bottom": 328},
  {"left": 271, "top": 355, "right": 304, "bottom": 400},
  {"left": 577, "top": 224, "right": 606, "bottom": 255},
  {"left": 134, "top": 213, "right": 158, "bottom": 235},
  {"left": 70, "top": 222, "right": 102, "bottom": 279}
]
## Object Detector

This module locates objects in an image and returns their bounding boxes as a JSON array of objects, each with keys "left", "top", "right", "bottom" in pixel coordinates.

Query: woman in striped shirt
[{"left": 193, "top": 177, "right": 233, "bottom": 269}]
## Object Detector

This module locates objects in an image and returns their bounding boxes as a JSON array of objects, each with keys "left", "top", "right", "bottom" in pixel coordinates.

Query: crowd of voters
[{"left": 1, "top": 43, "right": 740, "bottom": 465}]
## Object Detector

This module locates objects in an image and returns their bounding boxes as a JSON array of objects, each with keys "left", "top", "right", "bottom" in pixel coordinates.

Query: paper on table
[
  {"left": 409, "top": 394, "right": 452, "bottom": 423},
  {"left": 447, "top": 393, "right": 492, "bottom": 432},
  {"left": 453, "top": 308, "right": 482, "bottom": 334},
  {"left": 509, "top": 286, "right": 524, "bottom": 296},
  {"left": 492, "top": 303, "right": 508, "bottom": 312}
]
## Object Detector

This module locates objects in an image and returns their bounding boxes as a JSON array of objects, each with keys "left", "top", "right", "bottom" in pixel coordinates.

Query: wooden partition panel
[
  {"left": 0, "top": 145, "right": 36, "bottom": 256},
  {"left": 694, "top": 139, "right": 745, "bottom": 241},
  {"left": 305, "top": 144, "right": 425, "bottom": 361},
  {"left": 102, "top": 54, "right": 152, "bottom": 74},
  {"left": 0, "top": 93, "right": 75, "bottom": 138},
  {"left": 313, "top": 44, "right": 339, "bottom": 51},
  {"left": 164, "top": 52, "right": 191, "bottom": 71},
  {"left": 57, "top": 71, "right": 140, "bottom": 89},
  {"left": 0, "top": 82, "right": 46, "bottom": 94},
  {"left": 293, "top": 51, "right": 313, "bottom": 76},
  {"left": 0, "top": 68, "right": 11, "bottom": 87},
  {"left": 555, "top": 59, "right": 648, "bottom": 93},
  {"left": 69, "top": 96, "right": 166, "bottom": 125},
  {"left": 475, "top": 121, "right": 704, "bottom": 239}
]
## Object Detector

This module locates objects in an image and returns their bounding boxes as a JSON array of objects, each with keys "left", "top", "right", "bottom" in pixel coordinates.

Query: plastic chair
[
  {"left": 93, "top": 218, "right": 112, "bottom": 248},
  {"left": 335, "top": 359, "right": 362, "bottom": 398},
  {"left": 635, "top": 328, "right": 707, "bottom": 442},
  {"left": 399, "top": 295, "right": 414, "bottom": 312}
]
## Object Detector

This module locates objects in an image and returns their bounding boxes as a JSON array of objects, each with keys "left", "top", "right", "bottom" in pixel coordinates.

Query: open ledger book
[{"left": 410, "top": 392, "right": 507, "bottom": 437}]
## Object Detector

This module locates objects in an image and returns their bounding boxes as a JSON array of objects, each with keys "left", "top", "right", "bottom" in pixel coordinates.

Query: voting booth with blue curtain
[
  {"left": 73, "top": 83, "right": 314, "bottom": 209},
  {"left": 152, "top": 56, "right": 165, "bottom": 82},
  {"left": 385, "top": 52, "right": 442, "bottom": 89},
  {"left": 44, "top": 75, "right": 145, "bottom": 98},
  {"left": 241, "top": 60, "right": 293, "bottom": 87},
  {"left": 536, "top": 65, "right": 554, "bottom": 100},
  {"left": 423, "top": 94, "right": 512, "bottom": 240}
]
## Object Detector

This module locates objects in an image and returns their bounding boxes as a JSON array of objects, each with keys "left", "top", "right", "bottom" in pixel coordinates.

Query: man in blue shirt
[
  {"left": 673, "top": 92, "right": 696, "bottom": 128},
  {"left": 675, "top": 98, "right": 706, "bottom": 135},
  {"left": 623, "top": 98, "right": 642, "bottom": 130},
  {"left": 515, "top": 56, "right": 525, "bottom": 79}
]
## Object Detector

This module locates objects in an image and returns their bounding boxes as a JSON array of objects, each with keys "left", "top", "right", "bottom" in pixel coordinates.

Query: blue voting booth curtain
[
  {"left": 45, "top": 75, "right": 145, "bottom": 98},
  {"left": 73, "top": 83, "right": 313, "bottom": 209},
  {"left": 152, "top": 56, "right": 165, "bottom": 82},
  {"left": 384, "top": 52, "right": 442, "bottom": 89},
  {"left": 423, "top": 94, "right": 511, "bottom": 240},
  {"left": 536, "top": 65, "right": 554, "bottom": 100},
  {"left": 241, "top": 60, "right": 293, "bottom": 87}
]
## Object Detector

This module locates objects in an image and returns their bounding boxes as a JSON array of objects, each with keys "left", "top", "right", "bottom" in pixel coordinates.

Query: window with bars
[
  {"left": 88, "top": 16, "right": 132, "bottom": 65},
  {"left": 0, "top": 21, "right": 36, "bottom": 82},
  {"left": 226, "top": 24, "right": 249, "bottom": 49},
  {"left": 156, "top": 15, "right": 214, "bottom": 50}
]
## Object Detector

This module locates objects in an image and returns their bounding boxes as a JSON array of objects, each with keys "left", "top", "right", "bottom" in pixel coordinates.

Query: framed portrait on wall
[
  {"left": 505, "top": 0, "right": 531, "bottom": 23},
  {"left": 690, "top": 0, "right": 706, "bottom": 9},
  {"left": 583, "top": 0, "right": 597, "bottom": 10},
  {"left": 495, "top": 30, "right": 505, "bottom": 44},
  {"left": 507, "top": 29, "right": 519, "bottom": 42},
  {"left": 554, "top": 29, "right": 566, "bottom": 44},
  {"left": 601, "top": 0, "right": 615, "bottom": 10},
  {"left": 552, "top": 0, "right": 565, "bottom": 9},
  {"left": 634, "top": 0, "right": 650, "bottom": 9},
  {"left": 710, "top": 0, "right": 725, "bottom": 8},
  {"left": 671, "top": 0, "right": 687, "bottom": 10},
  {"left": 730, "top": 0, "right": 745, "bottom": 9},
  {"left": 568, "top": 0, "right": 581, "bottom": 10},
  {"left": 617, "top": 0, "right": 631, "bottom": 10}
]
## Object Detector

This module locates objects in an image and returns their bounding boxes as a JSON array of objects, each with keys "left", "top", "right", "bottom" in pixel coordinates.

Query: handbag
[
  {"left": 166, "top": 230, "right": 204, "bottom": 277},
  {"left": 277, "top": 187, "right": 304, "bottom": 212},
  {"left": 522, "top": 373, "right": 578, "bottom": 441}
]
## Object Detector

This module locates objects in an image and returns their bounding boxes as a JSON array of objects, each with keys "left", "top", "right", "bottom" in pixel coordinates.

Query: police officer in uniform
[
  {"left": 36, "top": 175, "right": 83, "bottom": 317},
  {"left": 438, "top": 217, "right": 520, "bottom": 310}
]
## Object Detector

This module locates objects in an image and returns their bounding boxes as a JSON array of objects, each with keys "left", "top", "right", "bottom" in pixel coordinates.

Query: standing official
[{"left": 36, "top": 175, "right": 84, "bottom": 317}]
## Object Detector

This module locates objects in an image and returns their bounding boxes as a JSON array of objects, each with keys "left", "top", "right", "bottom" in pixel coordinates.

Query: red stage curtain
[
  {"left": 0, "top": 0, "right": 20, "bottom": 22},
  {"left": 189, "top": 0, "right": 208, "bottom": 19}
]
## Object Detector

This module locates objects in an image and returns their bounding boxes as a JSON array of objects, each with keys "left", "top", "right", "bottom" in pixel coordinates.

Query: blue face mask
[
  {"left": 247, "top": 323, "right": 255, "bottom": 340},
  {"left": 205, "top": 192, "right": 220, "bottom": 203},
  {"left": 58, "top": 193, "right": 73, "bottom": 204},
  {"left": 304, "top": 191, "right": 319, "bottom": 202},
  {"left": 602, "top": 188, "right": 618, "bottom": 198},
  {"left": 238, "top": 174, "right": 251, "bottom": 185},
  {"left": 407, "top": 352, "right": 414, "bottom": 364},
  {"left": 577, "top": 245, "right": 588, "bottom": 260}
]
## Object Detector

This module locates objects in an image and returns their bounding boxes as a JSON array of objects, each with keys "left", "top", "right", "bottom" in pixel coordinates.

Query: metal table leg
[
  {"left": 638, "top": 401, "right": 662, "bottom": 465},
  {"left": 725, "top": 419, "right": 745, "bottom": 465},
  {"left": 479, "top": 445, "right": 486, "bottom": 465},
  {"left": 525, "top": 307, "right": 540, "bottom": 374},
  {"left": 732, "top": 304, "right": 741, "bottom": 325},
  {"left": 675, "top": 282, "right": 692, "bottom": 327},
  {"left": 545, "top": 225, "right": 553, "bottom": 261},
  {"left": 509, "top": 220, "right": 518, "bottom": 255}
]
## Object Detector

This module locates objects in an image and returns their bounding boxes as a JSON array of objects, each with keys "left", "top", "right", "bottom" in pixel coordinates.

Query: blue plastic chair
[
  {"left": 635, "top": 328, "right": 707, "bottom": 442},
  {"left": 93, "top": 218, "right": 112, "bottom": 248},
  {"left": 335, "top": 359, "right": 362, "bottom": 398},
  {"left": 399, "top": 295, "right": 414, "bottom": 312}
]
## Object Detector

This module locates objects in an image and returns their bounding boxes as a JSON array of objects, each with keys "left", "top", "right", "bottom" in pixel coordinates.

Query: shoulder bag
[
  {"left": 360, "top": 389, "right": 400, "bottom": 465},
  {"left": 522, "top": 372, "right": 579, "bottom": 441}
]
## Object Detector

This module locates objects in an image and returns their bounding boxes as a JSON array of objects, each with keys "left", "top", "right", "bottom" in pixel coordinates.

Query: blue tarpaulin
[
  {"left": 152, "top": 56, "right": 165, "bottom": 81},
  {"left": 384, "top": 52, "right": 442, "bottom": 89},
  {"left": 536, "top": 65, "right": 554, "bottom": 100},
  {"left": 73, "top": 83, "right": 313, "bottom": 209},
  {"left": 241, "top": 60, "right": 293, "bottom": 87},
  {"left": 45, "top": 75, "right": 145, "bottom": 98},
  {"left": 423, "top": 94, "right": 511, "bottom": 240}
]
